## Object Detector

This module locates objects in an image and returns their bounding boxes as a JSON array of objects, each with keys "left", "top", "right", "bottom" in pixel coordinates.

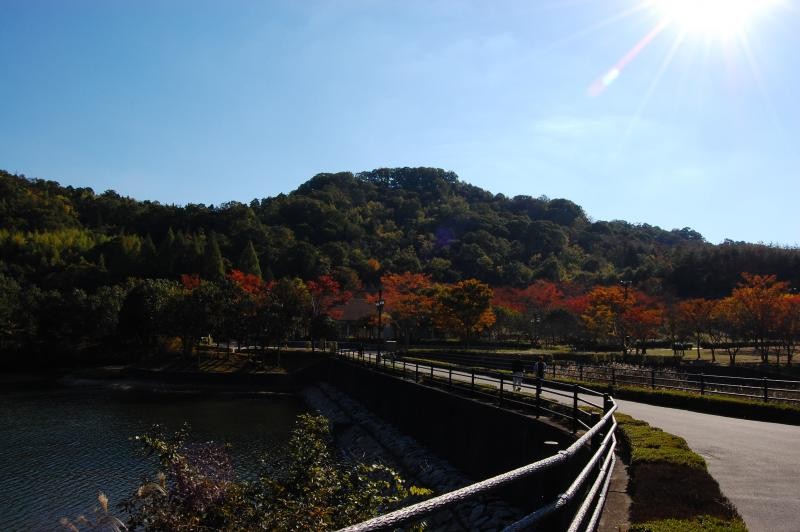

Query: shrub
[
  {"left": 630, "top": 515, "right": 748, "bottom": 532},
  {"left": 616, "top": 414, "right": 742, "bottom": 527},
  {"left": 613, "top": 386, "right": 800, "bottom": 425},
  {"left": 64, "top": 414, "right": 430, "bottom": 531}
]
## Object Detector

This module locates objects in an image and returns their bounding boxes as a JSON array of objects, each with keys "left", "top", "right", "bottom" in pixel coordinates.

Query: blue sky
[{"left": 2, "top": 0, "right": 799, "bottom": 245}]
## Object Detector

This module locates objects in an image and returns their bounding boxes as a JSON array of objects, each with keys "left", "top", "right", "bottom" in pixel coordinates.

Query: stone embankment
[{"left": 302, "top": 383, "right": 524, "bottom": 531}]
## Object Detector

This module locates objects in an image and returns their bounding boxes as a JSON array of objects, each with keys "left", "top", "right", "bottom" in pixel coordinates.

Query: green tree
[
  {"left": 238, "top": 240, "right": 262, "bottom": 279},
  {"left": 434, "top": 279, "right": 496, "bottom": 342},
  {"left": 203, "top": 233, "right": 226, "bottom": 281}
]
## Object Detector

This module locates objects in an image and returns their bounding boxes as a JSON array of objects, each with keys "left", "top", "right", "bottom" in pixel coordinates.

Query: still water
[{"left": 0, "top": 386, "right": 307, "bottom": 531}]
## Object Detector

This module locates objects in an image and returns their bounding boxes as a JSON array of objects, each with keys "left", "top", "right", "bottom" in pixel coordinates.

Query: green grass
[
  {"left": 630, "top": 516, "right": 748, "bottom": 532},
  {"left": 617, "top": 414, "right": 706, "bottom": 470}
]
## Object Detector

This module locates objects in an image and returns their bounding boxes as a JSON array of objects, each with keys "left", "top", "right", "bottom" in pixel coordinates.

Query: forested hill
[{"left": 1, "top": 167, "right": 798, "bottom": 298}]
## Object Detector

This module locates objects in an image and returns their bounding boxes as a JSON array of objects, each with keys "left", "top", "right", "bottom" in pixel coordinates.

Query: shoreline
[{"left": 1, "top": 363, "right": 321, "bottom": 396}]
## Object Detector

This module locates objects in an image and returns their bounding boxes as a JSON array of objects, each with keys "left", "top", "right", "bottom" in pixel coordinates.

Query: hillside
[{"left": 2, "top": 167, "right": 798, "bottom": 298}]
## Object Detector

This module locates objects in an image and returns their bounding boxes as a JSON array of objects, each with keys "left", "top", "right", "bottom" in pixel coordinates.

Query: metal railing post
[
  {"left": 415, "top": 362, "right": 419, "bottom": 382},
  {"left": 471, "top": 369, "right": 475, "bottom": 391},
  {"left": 651, "top": 369, "right": 655, "bottom": 389},
  {"left": 499, "top": 375, "right": 504, "bottom": 406},
  {"left": 611, "top": 367, "right": 616, "bottom": 387},
  {"left": 603, "top": 393, "right": 611, "bottom": 414},
  {"left": 763, "top": 378, "right": 769, "bottom": 402},
  {"left": 536, "top": 378, "right": 542, "bottom": 417},
  {"left": 430, "top": 365, "right": 434, "bottom": 380},
  {"left": 572, "top": 384, "right": 579, "bottom": 433},
  {"left": 579, "top": 364, "right": 583, "bottom": 381},
  {"left": 700, "top": 373, "right": 705, "bottom": 395},
  {"left": 448, "top": 368, "right": 452, "bottom": 387}
]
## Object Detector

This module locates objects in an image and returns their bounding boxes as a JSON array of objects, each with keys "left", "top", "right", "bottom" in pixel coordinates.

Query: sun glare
[{"left": 648, "top": 0, "right": 780, "bottom": 37}]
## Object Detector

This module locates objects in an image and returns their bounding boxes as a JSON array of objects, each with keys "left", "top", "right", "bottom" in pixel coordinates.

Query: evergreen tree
[
  {"left": 141, "top": 234, "right": 157, "bottom": 276},
  {"left": 157, "top": 228, "right": 176, "bottom": 276},
  {"left": 203, "top": 233, "right": 225, "bottom": 281},
  {"left": 263, "top": 265, "right": 275, "bottom": 282},
  {"left": 238, "top": 240, "right": 262, "bottom": 279}
]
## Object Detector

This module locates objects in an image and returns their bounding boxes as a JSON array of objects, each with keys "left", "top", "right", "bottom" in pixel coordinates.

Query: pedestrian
[
  {"left": 512, "top": 356, "right": 524, "bottom": 391},
  {"left": 534, "top": 356, "right": 547, "bottom": 379}
]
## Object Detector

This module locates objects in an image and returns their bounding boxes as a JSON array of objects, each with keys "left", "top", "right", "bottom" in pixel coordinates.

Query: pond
[{"left": 0, "top": 386, "right": 307, "bottom": 530}]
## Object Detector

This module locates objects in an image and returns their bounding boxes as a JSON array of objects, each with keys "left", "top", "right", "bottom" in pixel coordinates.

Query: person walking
[
  {"left": 534, "top": 356, "right": 547, "bottom": 379},
  {"left": 512, "top": 356, "right": 524, "bottom": 392}
]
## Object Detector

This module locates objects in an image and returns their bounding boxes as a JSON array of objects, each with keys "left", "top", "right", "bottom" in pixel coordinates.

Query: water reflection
[{"left": 0, "top": 387, "right": 306, "bottom": 530}]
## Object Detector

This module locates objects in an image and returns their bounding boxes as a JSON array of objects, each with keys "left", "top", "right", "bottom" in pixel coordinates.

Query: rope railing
[
  {"left": 334, "top": 348, "right": 618, "bottom": 531},
  {"left": 386, "top": 350, "right": 800, "bottom": 404}
]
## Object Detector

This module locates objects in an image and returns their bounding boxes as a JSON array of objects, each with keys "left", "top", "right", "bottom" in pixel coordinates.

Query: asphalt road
[
  {"left": 345, "top": 352, "right": 800, "bottom": 531},
  {"left": 614, "top": 399, "right": 800, "bottom": 532}
]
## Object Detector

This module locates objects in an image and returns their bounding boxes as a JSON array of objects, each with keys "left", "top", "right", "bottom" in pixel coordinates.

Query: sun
[{"left": 648, "top": 0, "right": 781, "bottom": 38}]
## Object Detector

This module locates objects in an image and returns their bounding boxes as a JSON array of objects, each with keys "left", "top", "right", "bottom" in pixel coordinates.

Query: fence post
[
  {"left": 402, "top": 360, "right": 406, "bottom": 378},
  {"left": 603, "top": 393, "right": 611, "bottom": 414},
  {"left": 471, "top": 369, "right": 475, "bottom": 391},
  {"left": 611, "top": 367, "right": 616, "bottom": 387},
  {"left": 430, "top": 365, "right": 434, "bottom": 381},
  {"left": 448, "top": 368, "right": 452, "bottom": 387},
  {"left": 553, "top": 364, "right": 556, "bottom": 378},
  {"left": 763, "top": 378, "right": 769, "bottom": 402},
  {"left": 536, "top": 378, "right": 542, "bottom": 418},
  {"left": 700, "top": 373, "right": 705, "bottom": 395},
  {"left": 651, "top": 369, "right": 655, "bottom": 389},
  {"left": 499, "top": 375, "right": 504, "bottom": 407},
  {"left": 579, "top": 365, "right": 584, "bottom": 381},
  {"left": 415, "top": 362, "right": 419, "bottom": 382},
  {"left": 572, "top": 384, "right": 579, "bottom": 433}
]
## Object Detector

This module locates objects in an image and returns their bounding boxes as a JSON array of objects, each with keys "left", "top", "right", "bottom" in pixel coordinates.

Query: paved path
[
  {"left": 615, "top": 400, "right": 800, "bottom": 532},
  {"left": 344, "top": 353, "right": 800, "bottom": 531}
]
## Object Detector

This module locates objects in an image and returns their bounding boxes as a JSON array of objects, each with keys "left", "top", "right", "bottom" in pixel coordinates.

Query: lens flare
[{"left": 648, "top": 0, "right": 781, "bottom": 37}]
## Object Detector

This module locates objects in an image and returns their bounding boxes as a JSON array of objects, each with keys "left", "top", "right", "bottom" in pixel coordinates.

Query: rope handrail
[{"left": 334, "top": 348, "right": 618, "bottom": 531}]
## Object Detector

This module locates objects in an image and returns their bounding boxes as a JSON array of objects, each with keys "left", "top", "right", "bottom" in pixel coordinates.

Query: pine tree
[
  {"left": 203, "top": 233, "right": 225, "bottom": 281},
  {"left": 238, "top": 240, "right": 262, "bottom": 279}
]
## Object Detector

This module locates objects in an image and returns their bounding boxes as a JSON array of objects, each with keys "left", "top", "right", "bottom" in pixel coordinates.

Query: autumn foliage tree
[
  {"left": 434, "top": 279, "right": 495, "bottom": 342},
  {"left": 380, "top": 272, "right": 435, "bottom": 345},
  {"left": 774, "top": 294, "right": 800, "bottom": 366},
  {"left": 678, "top": 298, "right": 716, "bottom": 360},
  {"left": 730, "top": 273, "right": 788, "bottom": 363},
  {"left": 307, "top": 275, "right": 351, "bottom": 349},
  {"left": 623, "top": 303, "right": 663, "bottom": 355},
  {"left": 581, "top": 285, "right": 632, "bottom": 352}
]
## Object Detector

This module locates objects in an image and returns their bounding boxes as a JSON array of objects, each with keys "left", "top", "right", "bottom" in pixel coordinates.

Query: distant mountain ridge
[{"left": 1, "top": 167, "right": 797, "bottom": 298}]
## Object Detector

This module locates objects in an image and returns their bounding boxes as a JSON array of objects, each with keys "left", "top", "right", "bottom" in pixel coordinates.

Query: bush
[
  {"left": 63, "top": 414, "right": 431, "bottom": 531},
  {"left": 613, "top": 386, "right": 800, "bottom": 425},
  {"left": 616, "top": 414, "right": 742, "bottom": 527}
]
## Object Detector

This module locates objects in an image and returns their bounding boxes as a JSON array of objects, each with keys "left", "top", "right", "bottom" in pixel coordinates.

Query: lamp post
[
  {"left": 375, "top": 289, "right": 385, "bottom": 362},
  {"left": 619, "top": 280, "right": 632, "bottom": 354},
  {"left": 531, "top": 315, "right": 541, "bottom": 347}
]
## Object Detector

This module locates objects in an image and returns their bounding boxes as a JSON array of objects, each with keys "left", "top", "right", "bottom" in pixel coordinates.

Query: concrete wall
[{"left": 324, "top": 358, "right": 581, "bottom": 514}]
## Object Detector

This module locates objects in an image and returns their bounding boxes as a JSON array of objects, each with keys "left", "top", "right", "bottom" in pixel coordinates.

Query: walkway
[
  {"left": 615, "top": 399, "right": 800, "bottom": 532},
  {"left": 349, "top": 352, "right": 800, "bottom": 531}
]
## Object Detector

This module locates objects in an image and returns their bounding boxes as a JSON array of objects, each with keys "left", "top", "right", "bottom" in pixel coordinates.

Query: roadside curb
[{"left": 598, "top": 447, "right": 632, "bottom": 532}]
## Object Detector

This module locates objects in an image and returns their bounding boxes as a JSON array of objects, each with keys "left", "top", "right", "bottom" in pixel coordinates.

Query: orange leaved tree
[
  {"left": 434, "top": 279, "right": 495, "bottom": 343},
  {"left": 678, "top": 298, "right": 716, "bottom": 361},
  {"left": 380, "top": 272, "right": 435, "bottom": 346},
  {"left": 730, "top": 273, "right": 788, "bottom": 363}
]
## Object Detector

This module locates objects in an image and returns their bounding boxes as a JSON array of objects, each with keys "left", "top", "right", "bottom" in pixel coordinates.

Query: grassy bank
[{"left": 616, "top": 414, "right": 747, "bottom": 532}]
